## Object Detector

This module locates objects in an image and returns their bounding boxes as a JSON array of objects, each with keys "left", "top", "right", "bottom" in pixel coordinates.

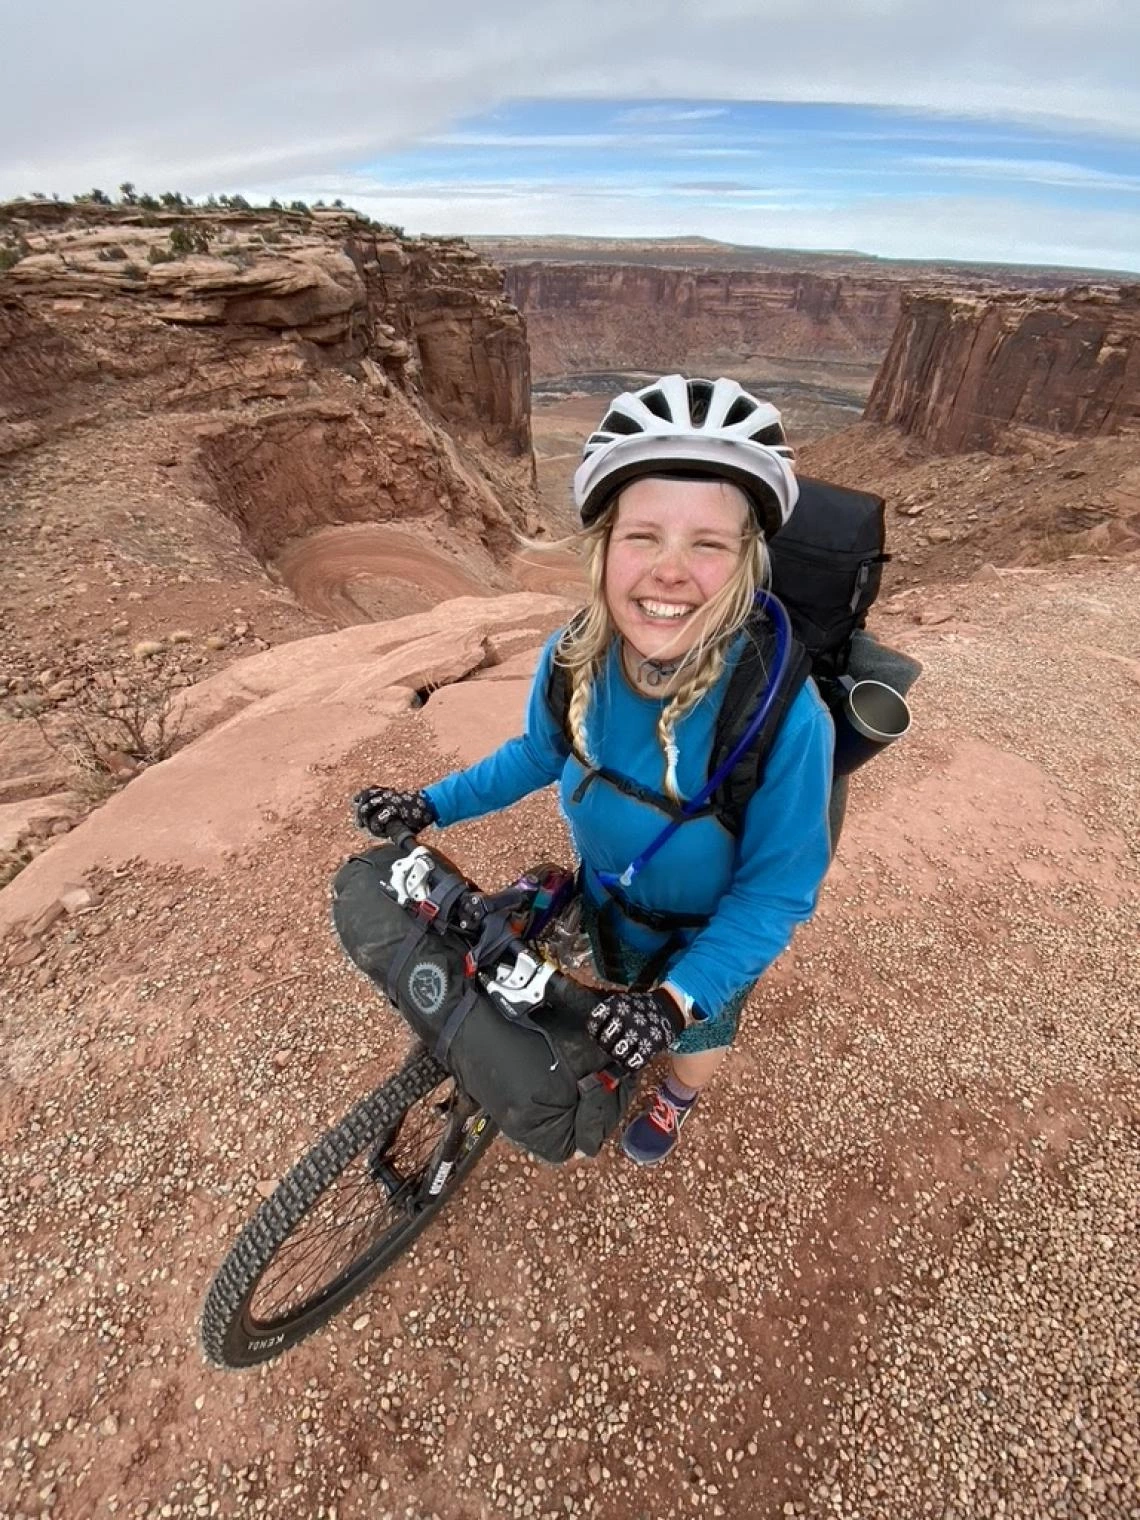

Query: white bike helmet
[{"left": 573, "top": 374, "right": 798, "bottom": 537}]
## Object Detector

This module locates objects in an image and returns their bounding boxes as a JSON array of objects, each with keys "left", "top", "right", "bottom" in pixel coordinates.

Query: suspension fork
[
  {"left": 414, "top": 1087, "right": 484, "bottom": 1207},
  {"left": 368, "top": 1043, "right": 483, "bottom": 1213}
]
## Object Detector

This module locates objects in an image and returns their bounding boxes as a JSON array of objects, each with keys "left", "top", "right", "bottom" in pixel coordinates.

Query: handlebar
[
  {"left": 383, "top": 824, "right": 417, "bottom": 852},
  {"left": 370, "top": 818, "right": 592, "bottom": 1000},
  {"left": 368, "top": 819, "right": 625, "bottom": 1086}
]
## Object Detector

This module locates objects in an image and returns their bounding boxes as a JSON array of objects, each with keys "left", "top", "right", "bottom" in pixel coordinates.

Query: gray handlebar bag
[{"left": 331, "top": 845, "right": 636, "bottom": 1164}]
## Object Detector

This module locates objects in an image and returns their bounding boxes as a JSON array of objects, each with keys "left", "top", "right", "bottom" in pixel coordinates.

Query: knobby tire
[{"left": 199, "top": 1048, "right": 497, "bottom": 1368}]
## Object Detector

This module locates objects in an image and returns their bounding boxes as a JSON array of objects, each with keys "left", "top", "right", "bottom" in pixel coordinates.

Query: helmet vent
[
  {"left": 640, "top": 389, "right": 672, "bottom": 421},
  {"left": 598, "top": 411, "right": 641, "bottom": 437},
  {"left": 753, "top": 423, "right": 787, "bottom": 447},
  {"left": 687, "top": 379, "right": 714, "bottom": 425},
  {"left": 723, "top": 395, "right": 758, "bottom": 427}
]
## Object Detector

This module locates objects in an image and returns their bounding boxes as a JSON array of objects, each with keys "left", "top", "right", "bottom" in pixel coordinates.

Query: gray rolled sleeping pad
[{"left": 331, "top": 844, "right": 637, "bottom": 1165}]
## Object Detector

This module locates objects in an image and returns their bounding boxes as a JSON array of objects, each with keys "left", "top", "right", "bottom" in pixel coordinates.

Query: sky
[{"left": 2, "top": 0, "right": 1139, "bottom": 272}]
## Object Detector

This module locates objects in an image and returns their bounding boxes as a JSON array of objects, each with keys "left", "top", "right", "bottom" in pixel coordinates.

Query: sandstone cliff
[
  {"left": 501, "top": 262, "right": 904, "bottom": 377},
  {"left": 865, "top": 285, "right": 1140, "bottom": 452},
  {"left": 0, "top": 201, "right": 549, "bottom": 869},
  {"left": 0, "top": 204, "right": 534, "bottom": 552}
]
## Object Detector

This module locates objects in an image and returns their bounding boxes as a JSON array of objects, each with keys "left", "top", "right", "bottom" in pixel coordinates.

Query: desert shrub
[
  {"left": 148, "top": 245, "right": 175, "bottom": 264},
  {"left": 169, "top": 225, "right": 210, "bottom": 256},
  {"left": 97, "top": 244, "right": 129, "bottom": 261},
  {"left": 137, "top": 193, "right": 160, "bottom": 211},
  {"left": 260, "top": 227, "right": 284, "bottom": 244},
  {"left": 0, "top": 245, "right": 23, "bottom": 272},
  {"left": 122, "top": 262, "right": 145, "bottom": 281},
  {"left": 288, "top": 200, "right": 310, "bottom": 215},
  {"left": 35, "top": 660, "right": 186, "bottom": 796}
]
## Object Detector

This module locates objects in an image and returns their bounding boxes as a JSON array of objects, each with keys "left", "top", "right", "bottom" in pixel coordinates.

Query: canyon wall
[
  {"left": 500, "top": 262, "right": 904, "bottom": 377},
  {"left": 0, "top": 205, "right": 534, "bottom": 557},
  {"left": 865, "top": 286, "right": 1140, "bottom": 452}
]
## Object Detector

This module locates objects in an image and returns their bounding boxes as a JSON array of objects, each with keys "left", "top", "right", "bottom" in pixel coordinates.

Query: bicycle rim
[{"left": 200, "top": 1049, "right": 497, "bottom": 1367}]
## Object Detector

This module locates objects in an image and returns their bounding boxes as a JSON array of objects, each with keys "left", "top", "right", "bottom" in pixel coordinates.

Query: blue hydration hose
[{"left": 595, "top": 589, "right": 793, "bottom": 894}]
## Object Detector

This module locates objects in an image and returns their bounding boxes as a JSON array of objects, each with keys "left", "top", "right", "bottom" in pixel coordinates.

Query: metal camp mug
[{"left": 832, "top": 678, "right": 912, "bottom": 776}]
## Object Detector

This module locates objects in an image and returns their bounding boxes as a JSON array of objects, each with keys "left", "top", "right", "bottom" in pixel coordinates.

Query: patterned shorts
[{"left": 579, "top": 897, "right": 747, "bottom": 1056}]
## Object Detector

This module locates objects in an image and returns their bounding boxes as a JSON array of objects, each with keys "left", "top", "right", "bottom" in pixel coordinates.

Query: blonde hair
[{"left": 546, "top": 480, "right": 771, "bottom": 802}]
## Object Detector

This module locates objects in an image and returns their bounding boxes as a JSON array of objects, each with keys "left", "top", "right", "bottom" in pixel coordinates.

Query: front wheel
[{"left": 200, "top": 1047, "right": 498, "bottom": 1368}]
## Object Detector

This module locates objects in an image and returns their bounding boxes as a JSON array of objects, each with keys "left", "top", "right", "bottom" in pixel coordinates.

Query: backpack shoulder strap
[{"left": 710, "top": 608, "right": 813, "bottom": 835}]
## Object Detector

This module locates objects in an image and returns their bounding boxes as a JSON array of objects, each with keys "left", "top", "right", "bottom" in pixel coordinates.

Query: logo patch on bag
[{"left": 407, "top": 961, "right": 448, "bottom": 1017}]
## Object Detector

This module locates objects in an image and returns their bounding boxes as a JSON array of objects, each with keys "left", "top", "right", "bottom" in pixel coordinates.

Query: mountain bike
[{"left": 199, "top": 826, "right": 608, "bottom": 1370}]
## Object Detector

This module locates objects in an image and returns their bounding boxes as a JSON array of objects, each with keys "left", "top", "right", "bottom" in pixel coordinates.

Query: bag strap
[
  {"left": 384, "top": 920, "right": 431, "bottom": 1007},
  {"left": 433, "top": 983, "right": 483, "bottom": 1066},
  {"left": 571, "top": 764, "right": 711, "bottom": 822},
  {"left": 545, "top": 611, "right": 588, "bottom": 759},
  {"left": 709, "top": 632, "right": 812, "bottom": 834}
]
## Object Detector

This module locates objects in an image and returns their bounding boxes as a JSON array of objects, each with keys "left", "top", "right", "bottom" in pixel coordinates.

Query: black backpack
[
  {"left": 769, "top": 474, "right": 888, "bottom": 682},
  {"left": 546, "top": 474, "right": 889, "bottom": 837}
]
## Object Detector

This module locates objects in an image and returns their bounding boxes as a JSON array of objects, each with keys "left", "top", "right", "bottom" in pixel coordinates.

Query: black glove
[
  {"left": 586, "top": 988, "right": 685, "bottom": 1073},
  {"left": 352, "top": 787, "right": 437, "bottom": 838}
]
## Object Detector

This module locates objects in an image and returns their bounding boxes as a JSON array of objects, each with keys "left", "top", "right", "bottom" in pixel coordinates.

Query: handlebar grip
[
  {"left": 546, "top": 966, "right": 599, "bottom": 1021},
  {"left": 379, "top": 823, "right": 417, "bottom": 851}
]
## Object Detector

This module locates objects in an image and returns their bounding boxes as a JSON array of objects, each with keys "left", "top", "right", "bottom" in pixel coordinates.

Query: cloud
[
  {"left": 908, "top": 156, "right": 1140, "bottom": 192},
  {"left": 615, "top": 105, "right": 731, "bottom": 124},
  {"left": 426, "top": 133, "right": 634, "bottom": 150},
  {"left": 0, "top": 2, "right": 656, "bottom": 195},
  {"left": 3, "top": 0, "right": 1140, "bottom": 202}
]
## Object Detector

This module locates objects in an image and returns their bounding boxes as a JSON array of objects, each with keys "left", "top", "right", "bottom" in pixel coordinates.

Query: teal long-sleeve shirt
[{"left": 424, "top": 632, "right": 834, "bottom": 1019}]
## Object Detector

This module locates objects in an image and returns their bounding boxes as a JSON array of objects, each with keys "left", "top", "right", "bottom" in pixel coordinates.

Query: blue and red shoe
[{"left": 620, "top": 1083, "right": 697, "bottom": 1166}]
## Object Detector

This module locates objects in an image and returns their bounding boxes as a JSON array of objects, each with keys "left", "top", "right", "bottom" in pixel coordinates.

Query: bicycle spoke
[
  {"left": 255, "top": 1200, "right": 375, "bottom": 1313},
  {"left": 253, "top": 1173, "right": 398, "bottom": 1318},
  {"left": 247, "top": 1086, "right": 454, "bottom": 1324}
]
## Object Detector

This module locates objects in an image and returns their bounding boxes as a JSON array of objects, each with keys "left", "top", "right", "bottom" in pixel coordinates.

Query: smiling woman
[{"left": 353, "top": 374, "right": 835, "bottom": 1168}]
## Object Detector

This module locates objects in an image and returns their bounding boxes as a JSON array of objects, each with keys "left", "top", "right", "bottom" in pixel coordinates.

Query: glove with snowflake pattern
[{"left": 586, "top": 988, "right": 685, "bottom": 1072}]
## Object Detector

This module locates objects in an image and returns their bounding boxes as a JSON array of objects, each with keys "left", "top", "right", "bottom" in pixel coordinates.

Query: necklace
[{"left": 624, "top": 645, "right": 685, "bottom": 691}]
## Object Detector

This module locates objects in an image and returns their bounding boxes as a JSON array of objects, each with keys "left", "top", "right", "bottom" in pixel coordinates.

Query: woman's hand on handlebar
[
  {"left": 586, "top": 988, "right": 685, "bottom": 1073},
  {"left": 352, "top": 787, "right": 437, "bottom": 839}
]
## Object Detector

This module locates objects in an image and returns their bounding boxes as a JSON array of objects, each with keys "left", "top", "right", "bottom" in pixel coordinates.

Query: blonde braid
[
  {"left": 566, "top": 670, "right": 597, "bottom": 767},
  {"left": 549, "top": 515, "right": 613, "bottom": 767},
  {"left": 657, "top": 642, "right": 731, "bottom": 801}
]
